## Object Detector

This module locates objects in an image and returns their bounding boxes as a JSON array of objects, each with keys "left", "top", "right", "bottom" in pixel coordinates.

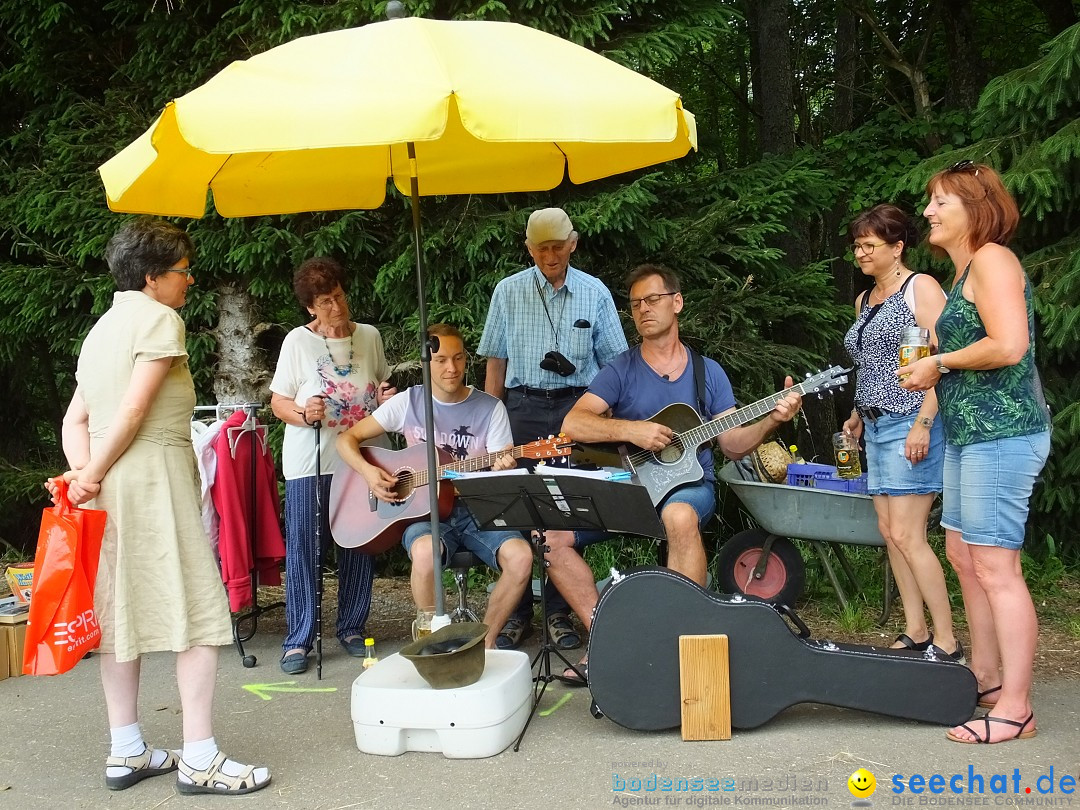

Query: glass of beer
[
  {"left": 899, "top": 326, "right": 930, "bottom": 377},
  {"left": 412, "top": 607, "right": 435, "bottom": 640}
]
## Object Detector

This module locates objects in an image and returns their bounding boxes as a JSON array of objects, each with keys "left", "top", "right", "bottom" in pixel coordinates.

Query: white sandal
[
  {"left": 105, "top": 745, "right": 179, "bottom": 790},
  {"left": 176, "top": 751, "right": 271, "bottom": 796}
]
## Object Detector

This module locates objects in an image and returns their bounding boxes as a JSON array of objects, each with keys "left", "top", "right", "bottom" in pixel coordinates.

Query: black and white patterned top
[{"left": 843, "top": 274, "right": 926, "bottom": 415}]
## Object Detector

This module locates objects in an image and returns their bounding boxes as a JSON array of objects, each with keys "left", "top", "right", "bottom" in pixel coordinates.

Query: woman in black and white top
[{"left": 842, "top": 204, "right": 960, "bottom": 661}]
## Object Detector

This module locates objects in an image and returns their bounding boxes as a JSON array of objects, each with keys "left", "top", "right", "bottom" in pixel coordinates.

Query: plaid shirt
[{"left": 478, "top": 265, "right": 627, "bottom": 389}]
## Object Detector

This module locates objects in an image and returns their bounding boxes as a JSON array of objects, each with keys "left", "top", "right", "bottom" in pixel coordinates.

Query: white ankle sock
[
  {"left": 179, "top": 738, "right": 270, "bottom": 788},
  {"left": 106, "top": 724, "right": 172, "bottom": 778},
  {"left": 109, "top": 723, "right": 144, "bottom": 758},
  {"left": 182, "top": 737, "right": 219, "bottom": 771}
]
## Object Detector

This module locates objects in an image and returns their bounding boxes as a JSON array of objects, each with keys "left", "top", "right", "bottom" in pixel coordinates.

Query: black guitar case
[{"left": 588, "top": 567, "right": 977, "bottom": 731}]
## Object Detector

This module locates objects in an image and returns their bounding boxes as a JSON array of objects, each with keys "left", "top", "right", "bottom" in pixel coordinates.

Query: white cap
[{"left": 526, "top": 208, "right": 573, "bottom": 244}]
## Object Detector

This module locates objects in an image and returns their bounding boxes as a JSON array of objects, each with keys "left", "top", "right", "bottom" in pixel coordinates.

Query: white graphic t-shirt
[{"left": 372, "top": 386, "right": 512, "bottom": 460}]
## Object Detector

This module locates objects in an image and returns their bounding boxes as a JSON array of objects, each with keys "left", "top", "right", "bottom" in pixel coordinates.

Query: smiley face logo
[{"left": 848, "top": 769, "right": 876, "bottom": 799}]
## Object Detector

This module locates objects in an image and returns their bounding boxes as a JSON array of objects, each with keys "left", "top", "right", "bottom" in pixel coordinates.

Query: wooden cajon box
[
  {"left": 0, "top": 626, "right": 9, "bottom": 680},
  {"left": 679, "top": 634, "right": 731, "bottom": 741},
  {"left": 1, "top": 609, "right": 29, "bottom": 679}
]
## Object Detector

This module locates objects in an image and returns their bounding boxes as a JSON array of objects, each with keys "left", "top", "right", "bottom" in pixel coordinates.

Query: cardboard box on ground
[{"left": 0, "top": 597, "right": 29, "bottom": 680}]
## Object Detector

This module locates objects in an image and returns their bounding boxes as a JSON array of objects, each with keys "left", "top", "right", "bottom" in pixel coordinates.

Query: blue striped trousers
[{"left": 282, "top": 474, "right": 373, "bottom": 655}]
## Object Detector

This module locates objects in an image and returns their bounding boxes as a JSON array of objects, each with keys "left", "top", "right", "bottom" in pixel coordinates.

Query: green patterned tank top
[{"left": 935, "top": 263, "right": 1050, "bottom": 446}]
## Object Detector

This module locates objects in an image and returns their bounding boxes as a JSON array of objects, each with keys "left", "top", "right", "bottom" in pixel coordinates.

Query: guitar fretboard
[
  {"left": 410, "top": 444, "right": 532, "bottom": 488},
  {"left": 676, "top": 376, "right": 827, "bottom": 450}
]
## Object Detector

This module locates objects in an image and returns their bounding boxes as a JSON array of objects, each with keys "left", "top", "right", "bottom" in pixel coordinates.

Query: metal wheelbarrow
[{"left": 717, "top": 462, "right": 894, "bottom": 624}]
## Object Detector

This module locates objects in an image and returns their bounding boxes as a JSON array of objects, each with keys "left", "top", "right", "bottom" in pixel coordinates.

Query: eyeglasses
[
  {"left": 628, "top": 292, "right": 677, "bottom": 310},
  {"left": 164, "top": 267, "right": 193, "bottom": 281},
  {"left": 313, "top": 292, "right": 348, "bottom": 311},
  {"left": 852, "top": 241, "right": 888, "bottom": 256}
]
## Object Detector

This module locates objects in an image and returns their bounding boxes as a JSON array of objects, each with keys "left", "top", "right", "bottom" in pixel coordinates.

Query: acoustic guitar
[
  {"left": 588, "top": 567, "right": 977, "bottom": 730},
  {"left": 574, "top": 366, "right": 849, "bottom": 505},
  {"left": 328, "top": 437, "right": 571, "bottom": 553}
]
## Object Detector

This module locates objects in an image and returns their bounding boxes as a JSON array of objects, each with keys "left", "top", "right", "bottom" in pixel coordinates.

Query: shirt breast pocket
[{"left": 568, "top": 321, "right": 593, "bottom": 362}]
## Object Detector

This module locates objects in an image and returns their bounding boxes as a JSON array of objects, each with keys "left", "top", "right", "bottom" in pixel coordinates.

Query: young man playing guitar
[
  {"left": 336, "top": 324, "right": 533, "bottom": 649},
  {"left": 552, "top": 264, "right": 803, "bottom": 682}
]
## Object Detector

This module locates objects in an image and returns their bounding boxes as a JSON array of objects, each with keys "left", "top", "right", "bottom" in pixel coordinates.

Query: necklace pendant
[{"left": 324, "top": 333, "right": 354, "bottom": 377}]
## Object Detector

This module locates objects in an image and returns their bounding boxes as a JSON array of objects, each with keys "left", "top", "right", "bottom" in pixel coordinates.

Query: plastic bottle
[
  {"left": 362, "top": 637, "right": 378, "bottom": 669},
  {"left": 788, "top": 444, "right": 806, "bottom": 464},
  {"left": 832, "top": 431, "right": 862, "bottom": 479}
]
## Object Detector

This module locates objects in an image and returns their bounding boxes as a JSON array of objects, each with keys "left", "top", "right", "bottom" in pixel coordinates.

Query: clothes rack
[{"left": 194, "top": 402, "right": 285, "bottom": 668}]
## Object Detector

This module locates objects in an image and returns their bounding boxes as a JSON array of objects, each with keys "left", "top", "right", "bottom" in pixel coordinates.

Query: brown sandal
[
  {"left": 176, "top": 751, "right": 271, "bottom": 795},
  {"left": 946, "top": 712, "right": 1036, "bottom": 744},
  {"left": 976, "top": 685, "right": 1001, "bottom": 709}
]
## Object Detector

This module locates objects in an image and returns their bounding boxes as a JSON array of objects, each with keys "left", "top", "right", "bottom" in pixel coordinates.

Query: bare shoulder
[
  {"left": 912, "top": 273, "right": 945, "bottom": 296},
  {"left": 969, "top": 244, "right": 1024, "bottom": 292}
]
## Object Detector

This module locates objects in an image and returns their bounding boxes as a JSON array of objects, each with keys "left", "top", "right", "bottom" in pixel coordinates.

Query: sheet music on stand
[{"left": 451, "top": 468, "right": 665, "bottom": 540}]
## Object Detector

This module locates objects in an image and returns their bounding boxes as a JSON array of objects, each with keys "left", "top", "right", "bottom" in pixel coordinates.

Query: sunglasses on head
[{"left": 947, "top": 159, "right": 979, "bottom": 176}]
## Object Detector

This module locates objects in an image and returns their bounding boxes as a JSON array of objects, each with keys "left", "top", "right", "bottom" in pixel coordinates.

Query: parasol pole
[{"left": 407, "top": 141, "right": 449, "bottom": 627}]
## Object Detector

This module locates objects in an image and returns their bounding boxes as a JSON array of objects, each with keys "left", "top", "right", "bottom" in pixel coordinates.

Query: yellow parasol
[{"left": 98, "top": 15, "right": 696, "bottom": 630}]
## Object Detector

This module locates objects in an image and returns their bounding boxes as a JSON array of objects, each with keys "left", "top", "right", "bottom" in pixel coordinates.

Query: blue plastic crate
[{"left": 786, "top": 463, "right": 868, "bottom": 494}]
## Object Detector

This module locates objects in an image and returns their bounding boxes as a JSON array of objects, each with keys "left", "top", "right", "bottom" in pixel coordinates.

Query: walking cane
[{"left": 312, "top": 417, "right": 324, "bottom": 680}]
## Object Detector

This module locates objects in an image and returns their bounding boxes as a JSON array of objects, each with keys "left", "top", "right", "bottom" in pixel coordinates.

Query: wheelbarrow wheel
[{"left": 717, "top": 528, "right": 805, "bottom": 606}]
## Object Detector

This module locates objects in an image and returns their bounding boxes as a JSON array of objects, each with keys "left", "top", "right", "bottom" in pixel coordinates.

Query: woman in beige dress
[{"left": 49, "top": 219, "right": 270, "bottom": 796}]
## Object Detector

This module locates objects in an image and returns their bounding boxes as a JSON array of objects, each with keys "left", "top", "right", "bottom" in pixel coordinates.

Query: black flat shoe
[
  {"left": 559, "top": 661, "right": 588, "bottom": 687},
  {"left": 928, "top": 641, "right": 966, "bottom": 665},
  {"left": 280, "top": 652, "right": 308, "bottom": 674},
  {"left": 893, "top": 632, "right": 934, "bottom": 651}
]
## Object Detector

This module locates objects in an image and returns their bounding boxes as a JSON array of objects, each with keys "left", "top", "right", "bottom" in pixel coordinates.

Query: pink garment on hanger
[{"left": 211, "top": 410, "right": 285, "bottom": 611}]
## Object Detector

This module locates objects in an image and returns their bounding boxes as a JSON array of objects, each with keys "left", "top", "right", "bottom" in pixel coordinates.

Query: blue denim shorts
[
  {"left": 573, "top": 479, "right": 716, "bottom": 549},
  {"left": 940, "top": 431, "right": 1051, "bottom": 550},
  {"left": 402, "top": 503, "right": 526, "bottom": 571},
  {"left": 864, "top": 411, "right": 944, "bottom": 496}
]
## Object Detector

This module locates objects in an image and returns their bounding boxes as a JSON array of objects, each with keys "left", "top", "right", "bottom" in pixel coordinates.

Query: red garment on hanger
[{"left": 211, "top": 410, "right": 285, "bottom": 611}]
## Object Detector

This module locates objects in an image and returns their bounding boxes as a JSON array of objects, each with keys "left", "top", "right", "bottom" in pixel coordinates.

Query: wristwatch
[
  {"left": 916, "top": 416, "right": 934, "bottom": 429},
  {"left": 935, "top": 355, "right": 951, "bottom": 374}
]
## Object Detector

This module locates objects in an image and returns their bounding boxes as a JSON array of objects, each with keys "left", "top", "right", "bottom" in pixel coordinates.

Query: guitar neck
[
  {"left": 412, "top": 444, "right": 527, "bottom": 487},
  {"left": 681, "top": 386, "right": 801, "bottom": 449}
]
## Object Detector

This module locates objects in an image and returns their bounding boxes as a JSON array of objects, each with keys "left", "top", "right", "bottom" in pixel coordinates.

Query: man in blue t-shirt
[
  {"left": 337, "top": 324, "right": 533, "bottom": 649},
  {"left": 553, "top": 264, "right": 803, "bottom": 682}
]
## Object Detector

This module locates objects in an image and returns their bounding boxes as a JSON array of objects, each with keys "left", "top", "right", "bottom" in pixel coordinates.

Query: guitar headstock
[
  {"left": 521, "top": 435, "right": 574, "bottom": 460},
  {"left": 794, "top": 366, "right": 850, "bottom": 398}
]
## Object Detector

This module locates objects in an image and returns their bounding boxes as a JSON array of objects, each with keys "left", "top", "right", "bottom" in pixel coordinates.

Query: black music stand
[{"left": 453, "top": 470, "right": 663, "bottom": 750}]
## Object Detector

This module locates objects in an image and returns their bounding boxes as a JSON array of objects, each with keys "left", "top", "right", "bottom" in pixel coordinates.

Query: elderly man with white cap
[{"left": 477, "top": 207, "right": 627, "bottom": 651}]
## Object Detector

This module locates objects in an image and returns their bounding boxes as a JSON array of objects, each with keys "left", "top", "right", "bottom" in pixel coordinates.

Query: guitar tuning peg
[{"left": 816, "top": 393, "right": 824, "bottom": 399}]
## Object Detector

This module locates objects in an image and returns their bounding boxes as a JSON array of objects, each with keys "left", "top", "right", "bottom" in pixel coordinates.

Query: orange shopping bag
[{"left": 23, "top": 477, "right": 107, "bottom": 675}]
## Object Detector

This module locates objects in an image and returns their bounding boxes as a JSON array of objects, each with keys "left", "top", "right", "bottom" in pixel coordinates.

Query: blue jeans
[
  {"left": 402, "top": 503, "right": 525, "bottom": 572},
  {"left": 864, "top": 411, "right": 944, "bottom": 496},
  {"left": 940, "top": 431, "right": 1051, "bottom": 549}
]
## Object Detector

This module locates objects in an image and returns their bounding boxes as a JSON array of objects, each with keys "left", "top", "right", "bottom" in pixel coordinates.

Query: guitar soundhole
[
  {"left": 654, "top": 439, "right": 685, "bottom": 465},
  {"left": 393, "top": 470, "right": 415, "bottom": 501}
]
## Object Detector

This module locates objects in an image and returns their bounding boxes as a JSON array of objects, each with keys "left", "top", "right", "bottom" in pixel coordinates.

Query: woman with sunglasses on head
[
  {"left": 269, "top": 257, "right": 396, "bottom": 675},
  {"left": 902, "top": 162, "right": 1051, "bottom": 744},
  {"left": 841, "top": 204, "right": 958, "bottom": 663}
]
